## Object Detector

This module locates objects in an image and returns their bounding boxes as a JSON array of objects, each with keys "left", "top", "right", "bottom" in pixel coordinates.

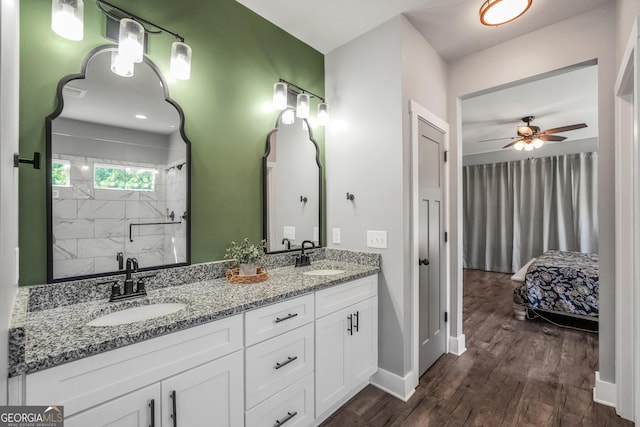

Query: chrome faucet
[
  {"left": 295, "top": 240, "right": 315, "bottom": 267},
  {"left": 282, "top": 237, "right": 291, "bottom": 250}
]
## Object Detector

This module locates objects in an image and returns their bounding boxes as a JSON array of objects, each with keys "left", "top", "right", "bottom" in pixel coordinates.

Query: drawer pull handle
[
  {"left": 275, "top": 356, "right": 298, "bottom": 370},
  {"left": 274, "top": 411, "right": 298, "bottom": 426},
  {"left": 354, "top": 310, "right": 359, "bottom": 332},
  {"left": 347, "top": 314, "right": 353, "bottom": 335},
  {"left": 149, "top": 399, "right": 155, "bottom": 427},
  {"left": 275, "top": 313, "right": 298, "bottom": 323},
  {"left": 170, "top": 390, "right": 178, "bottom": 427}
]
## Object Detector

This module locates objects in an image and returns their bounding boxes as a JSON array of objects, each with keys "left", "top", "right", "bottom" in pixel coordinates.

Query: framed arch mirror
[
  {"left": 46, "top": 45, "right": 191, "bottom": 282},
  {"left": 263, "top": 109, "right": 322, "bottom": 253}
]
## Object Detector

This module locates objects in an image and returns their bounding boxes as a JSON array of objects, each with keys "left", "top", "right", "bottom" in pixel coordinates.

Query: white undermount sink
[
  {"left": 87, "top": 303, "right": 187, "bottom": 327},
  {"left": 302, "top": 269, "right": 344, "bottom": 276}
]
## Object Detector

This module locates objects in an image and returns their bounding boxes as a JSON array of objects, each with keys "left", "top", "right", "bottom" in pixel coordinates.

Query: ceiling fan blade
[
  {"left": 539, "top": 135, "right": 566, "bottom": 142},
  {"left": 477, "top": 137, "right": 515, "bottom": 143},
  {"left": 503, "top": 138, "right": 524, "bottom": 149},
  {"left": 540, "top": 123, "right": 587, "bottom": 135}
]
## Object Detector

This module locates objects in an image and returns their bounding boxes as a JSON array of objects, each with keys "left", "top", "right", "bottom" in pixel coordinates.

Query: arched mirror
[
  {"left": 46, "top": 45, "right": 191, "bottom": 282},
  {"left": 263, "top": 109, "right": 322, "bottom": 253}
]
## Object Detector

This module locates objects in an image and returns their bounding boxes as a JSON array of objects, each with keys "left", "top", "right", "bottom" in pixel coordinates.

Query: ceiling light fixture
[
  {"left": 272, "top": 79, "right": 329, "bottom": 126},
  {"left": 51, "top": 0, "right": 84, "bottom": 41},
  {"left": 480, "top": 0, "right": 532, "bottom": 26}
]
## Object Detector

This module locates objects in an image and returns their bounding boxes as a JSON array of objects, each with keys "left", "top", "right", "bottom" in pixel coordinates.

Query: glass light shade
[
  {"left": 282, "top": 109, "right": 295, "bottom": 125},
  {"left": 524, "top": 142, "right": 534, "bottom": 151},
  {"left": 296, "top": 93, "right": 310, "bottom": 119},
  {"left": 317, "top": 103, "right": 329, "bottom": 126},
  {"left": 170, "top": 42, "right": 192, "bottom": 80},
  {"left": 480, "top": 0, "right": 532, "bottom": 26},
  {"left": 118, "top": 18, "right": 144, "bottom": 63},
  {"left": 513, "top": 140, "right": 525, "bottom": 151},
  {"left": 273, "top": 82, "right": 288, "bottom": 110},
  {"left": 51, "top": 0, "right": 84, "bottom": 41},
  {"left": 532, "top": 138, "right": 544, "bottom": 149},
  {"left": 110, "top": 51, "right": 134, "bottom": 78}
]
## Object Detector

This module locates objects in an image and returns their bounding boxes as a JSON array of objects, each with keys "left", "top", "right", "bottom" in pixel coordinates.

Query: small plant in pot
[{"left": 225, "top": 238, "right": 266, "bottom": 275}]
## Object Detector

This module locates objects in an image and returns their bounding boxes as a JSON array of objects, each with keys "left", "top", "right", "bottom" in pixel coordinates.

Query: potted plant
[{"left": 225, "top": 238, "right": 266, "bottom": 275}]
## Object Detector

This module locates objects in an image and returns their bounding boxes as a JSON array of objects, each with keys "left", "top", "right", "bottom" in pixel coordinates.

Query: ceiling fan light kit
[
  {"left": 480, "top": 0, "right": 533, "bottom": 26},
  {"left": 490, "top": 115, "right": 588, "bottom": 151}
]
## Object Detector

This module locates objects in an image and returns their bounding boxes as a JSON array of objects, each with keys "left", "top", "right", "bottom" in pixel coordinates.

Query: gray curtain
[{"left": 463, "top": 152, "right": 598, "bottom": 273}]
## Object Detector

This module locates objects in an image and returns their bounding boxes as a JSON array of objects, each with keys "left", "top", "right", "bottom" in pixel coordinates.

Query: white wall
[
  {"left": 616, "top": 0, "right": 640, "bottom": 70},
  {"left": 0, "top": 0, "right": 20, "bottom": 405},
  {"left": 326, "top": 15, "right": 447, "bottom": 379},
  {"left": 448, "top": 4, "right": 617, "bottom": 381}
]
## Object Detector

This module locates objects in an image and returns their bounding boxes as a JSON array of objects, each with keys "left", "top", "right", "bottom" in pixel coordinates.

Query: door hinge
[
  {"left": 444, "top": 231, "right": 448, "bottom": 242},
  {"left": 444, "top": 312, "right": 448, "bottom": 322},
  {"left": 444, "top": 150, "right": 448, "bottom": 162}
]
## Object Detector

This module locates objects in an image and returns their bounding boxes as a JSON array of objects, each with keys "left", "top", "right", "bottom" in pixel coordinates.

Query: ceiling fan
[{"left": 479, "top": 116, "right": 588, "bottom": 151}]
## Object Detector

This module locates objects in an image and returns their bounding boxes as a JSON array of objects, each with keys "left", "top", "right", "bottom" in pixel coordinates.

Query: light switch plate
[
  {"left": 283, "top": 226, "right": 295, "bottom": 240},
  {"left": 332, "top": 228, "right": 341, "bottom": 244},
  {"left": 367, "top": 230, "right": 387, "bottom": 249}
]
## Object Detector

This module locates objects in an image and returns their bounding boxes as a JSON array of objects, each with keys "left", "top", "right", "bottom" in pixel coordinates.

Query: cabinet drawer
[
  {"left": 245, "top": 323, "right": 314, "bottom": 409},
  {"left": 25, "top": 314, "right": 243, "bottom": 417},
  {"left": 245, "top": 293, "right": 314, "bottom": 346},
  {"left": 315, "top": 275, "right": 377, "bottom": 318},
  {"left": 245, "top": 373, "right": 314, "bottom": 427}
]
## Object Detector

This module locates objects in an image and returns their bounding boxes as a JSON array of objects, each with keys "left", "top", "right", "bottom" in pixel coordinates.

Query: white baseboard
[
  {"left": 593, "top": 371, "right": 617, "bottom": 408},
  {"left": 370, "top": 368, "right": 416, "bottom": 402},
  {"left": 449, "top": 334, "right": 466, "bottom": 356}
]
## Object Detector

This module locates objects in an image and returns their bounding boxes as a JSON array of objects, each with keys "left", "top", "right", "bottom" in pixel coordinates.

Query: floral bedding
[{"left": 513, "top": 250, "right": 599, "bottom": 317}]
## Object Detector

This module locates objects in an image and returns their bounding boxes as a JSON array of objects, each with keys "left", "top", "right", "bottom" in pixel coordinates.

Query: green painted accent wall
[{"left": 19, "top": 0, "right": 324, "bottom": 285}]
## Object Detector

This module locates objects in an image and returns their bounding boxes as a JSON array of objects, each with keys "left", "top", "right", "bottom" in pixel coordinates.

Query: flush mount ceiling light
[
  {"left": 480, "top": 0, "right": 532, "bottom": 26},
  {"left": 51, "top": 0, "right": 84, "bottom": 41},
  {"left": 272, "top": 79, "right": 329, "bottom": 126}
]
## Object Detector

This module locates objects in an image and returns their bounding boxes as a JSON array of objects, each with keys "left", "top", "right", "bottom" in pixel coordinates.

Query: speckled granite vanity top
[{"left": 9, "top": 250, "right": 379, "bottom": 377}]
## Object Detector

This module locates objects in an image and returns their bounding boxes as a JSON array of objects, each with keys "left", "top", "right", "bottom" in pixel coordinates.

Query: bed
[{"left": 511, "top": 250, "right": 599, "bottom": 321}]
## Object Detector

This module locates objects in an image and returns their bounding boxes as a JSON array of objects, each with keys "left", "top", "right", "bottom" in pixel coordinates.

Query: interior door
[{"left": 418, "top": 118, "right": 447, "bottom": 376}]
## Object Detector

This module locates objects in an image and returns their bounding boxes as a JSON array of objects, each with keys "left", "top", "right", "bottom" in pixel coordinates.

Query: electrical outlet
[
  {"left": 283, "top": 226, "right": 295, "bottom": 240},
  {"left": 332, "top": 228, "right": 341, "bottom": 244},
  {"left": 367, "top": 230, "right": 387, "bottom": 249}
]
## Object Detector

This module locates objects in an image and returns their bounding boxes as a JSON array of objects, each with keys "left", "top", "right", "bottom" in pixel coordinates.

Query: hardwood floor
[{"left": 320, "top": 269, "right": 632, "bottom": 427}]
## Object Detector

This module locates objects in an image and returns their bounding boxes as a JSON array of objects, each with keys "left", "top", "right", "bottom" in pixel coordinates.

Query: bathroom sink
[
  {"left": 302, "top": 269, "right": 344, "bottom": 276},
  {"left": 87, "top": 303, "right": 187, "bottom": 327}
]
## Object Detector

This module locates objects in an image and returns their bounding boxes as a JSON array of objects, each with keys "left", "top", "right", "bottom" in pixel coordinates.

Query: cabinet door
[
  {"left": 315, "top": 308, "right": 349, "bottom": 416},
  {"left": 162, "top": 350, "right": 243, "bottom": 427},
  {"left": 65, "top": 384, "right": 160, "bottom": 427},
  {"left": 350, "top": 297, "right": 378, "bottom": 385}
]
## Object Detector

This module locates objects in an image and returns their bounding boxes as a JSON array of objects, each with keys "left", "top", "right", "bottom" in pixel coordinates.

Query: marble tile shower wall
[
  {"left": 52, "top": 155, "right": 187, "bottom": 278},
  {"left": 163, "top": 162, "right": 187, "bottom": 265}
]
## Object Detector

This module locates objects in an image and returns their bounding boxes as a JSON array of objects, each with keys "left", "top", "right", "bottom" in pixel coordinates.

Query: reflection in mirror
[
  {"left": 47, "top": 45, "right": 190, "bottom": 282},
  {"left": 263, "top": 109, "right": 321, "bottom": 253}
]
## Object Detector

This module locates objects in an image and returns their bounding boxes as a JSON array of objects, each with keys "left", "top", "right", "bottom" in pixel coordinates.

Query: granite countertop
[{"left": 9, "top": 259, "right": 379, "bottom": 377}]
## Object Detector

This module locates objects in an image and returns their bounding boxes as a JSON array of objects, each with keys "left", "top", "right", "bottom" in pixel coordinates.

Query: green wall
[{"left": 19, "top": 0, "right": 324, "bottom": 285}]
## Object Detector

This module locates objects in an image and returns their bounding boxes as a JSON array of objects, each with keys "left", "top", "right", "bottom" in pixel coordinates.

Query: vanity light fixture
[
  {"left": 110, "top": 51, "right": 134, "bottom": 78},
  {"left": 170, "top": 42, "right": 192, "bottom": 80},
  {"left": 317, "top": 103, "right": 330, "bottom": 126},
  {"left": 51, "top": 0, "right": 84, "bottom": 41},
  {"left": 296, "top": 93, "right": 310, "bottom": 119},
  {"left": 274, "top": 79, "right": 329, "bottom": 126},
  {"left": 118, "top": 18, "right": 144, "bottom": 63},
  {"left": 480, "top": 0, "right": 532, "bottom": 26},
  {"left": 282, "top": 109, "right": 295, "bottom": 125},
  {"left": 273, "top": 82, "right": 288, "bottom": 110}
]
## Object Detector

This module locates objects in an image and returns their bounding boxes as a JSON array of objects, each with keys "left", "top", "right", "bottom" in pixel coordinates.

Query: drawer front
[
  {"left": 315, "top": 275, "right": 377, "bottom": 318},
  {"left": 245, "top": 323, "right": 314, "bottom": 409},
  {"left": 25, "top": 314, "right": 243, "bottom": 417},
  {"left": 245, "top": 293, "right": 314, "bottom": 346},
  {"left": 245, "top": 374, "right": 314, "bottom": 427}
]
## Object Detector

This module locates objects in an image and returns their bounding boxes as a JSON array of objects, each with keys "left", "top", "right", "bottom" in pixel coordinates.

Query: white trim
[
  {"left": 594, "top": 371, "right": 617, "bottom": 408},
  {"left": 614, "top": 16, "right": 639, "bottom": 423},
  {"left": 370, "top": 368, "right": 416, "bottom": 402},
  {"left": 448, "top": 334, "right": 466, "bottom": 356},
  {"left": 408, "top": 100, "right": 451, "bottom": 391}
]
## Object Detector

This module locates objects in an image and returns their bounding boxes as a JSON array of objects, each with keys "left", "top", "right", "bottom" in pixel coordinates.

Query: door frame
[
  {"left": 613, "top": 16, "right": 639, "bottom": 423},
  {"left": 409, "top": 100, "right": 450, "bottom": 390}
]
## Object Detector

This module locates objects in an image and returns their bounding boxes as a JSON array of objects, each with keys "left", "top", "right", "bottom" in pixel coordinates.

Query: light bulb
[
  {"left": 118, "top": 18, "right": 144, "bottom": 63},
  {"left": 524, "top": 142, "right": 534, "bottom": 151},
  {"left": 296, "top": 93, "right": 310, "bottom": 119},
  {"left": 110, "top": 51, "right": 134, "bottom": 77},
  {"left": 273, "top": 82, "right": 288, "bottom": 110},
  {"left": 532, "top": 138, "right": 544, "bottom": 149},
  {"left": 317, "top": 103, "right": 329, "bottom": 126},
  {"left": 514, "top": 141, "right": 525, "bottom": 151},
  {"left": 51, "top": 0, "right": 84, "bottom": 41},
  {"left": 170, "top": 42, "right": 192, "bottom": 80},
  {"left": 282, "top": 110, "right": 295, "bottom": 125}
]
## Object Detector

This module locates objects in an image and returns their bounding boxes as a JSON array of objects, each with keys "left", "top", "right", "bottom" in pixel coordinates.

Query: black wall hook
[
  {"left": 14, "top": 152, "right": 41, "bottom": 170},
  {"left": 346, "top": 192, "right": 355, "bottom": 201}
]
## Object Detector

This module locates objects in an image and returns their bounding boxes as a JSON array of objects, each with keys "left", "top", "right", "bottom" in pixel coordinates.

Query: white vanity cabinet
[{"left": 315, "top": 276, "right": 378, "bottom": 418}]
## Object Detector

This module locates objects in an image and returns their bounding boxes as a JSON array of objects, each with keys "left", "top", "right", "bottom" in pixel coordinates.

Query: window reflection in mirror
[
  {"left": 47, "top": 46, "right": 190, "bottom": 282},
  {"left": 263, "top": 109, "right": 321, "bottom": 253}
]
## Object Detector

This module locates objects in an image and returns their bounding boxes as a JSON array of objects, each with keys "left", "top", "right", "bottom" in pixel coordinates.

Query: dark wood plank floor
[{"left": 320, "top": 269, "right": 633, "bottom": 427}]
